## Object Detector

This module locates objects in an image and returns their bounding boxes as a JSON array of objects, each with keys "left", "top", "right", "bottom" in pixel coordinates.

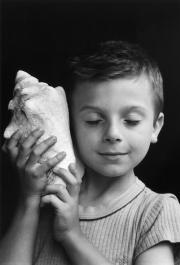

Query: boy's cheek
[
  {"left": 73, "top": 122, "right": 88, "bottom": 138},
  {"left": 76, "top": 129, "right": 99, "bottom": 146}
]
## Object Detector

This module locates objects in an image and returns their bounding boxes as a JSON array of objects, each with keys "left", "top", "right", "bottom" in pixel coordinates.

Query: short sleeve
[{"left": 134, "top": 194, "right": 180, "bottom": 263}]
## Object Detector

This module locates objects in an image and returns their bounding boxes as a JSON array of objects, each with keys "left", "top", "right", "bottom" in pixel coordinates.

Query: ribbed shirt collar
[{"left": 79, "top": 177, "right": 145, "bottom": 220}]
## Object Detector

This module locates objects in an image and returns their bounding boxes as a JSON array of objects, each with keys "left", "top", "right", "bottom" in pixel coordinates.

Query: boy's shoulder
[
  {"left": 134, "top": 180, "right": 180, "bottom": 231},
  {"left": 128, "top": 178, "right": 179, "bottom": 213},
  {"left": 133, "top": 181, "right": 180, "bottom": 261},
  {"left": 141, "top": 183, "right": 179, "bottom": 208}
]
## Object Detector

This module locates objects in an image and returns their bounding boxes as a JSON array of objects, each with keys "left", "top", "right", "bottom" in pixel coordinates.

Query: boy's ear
[{"left": 151, "top": 112, "right": 164, "bottom": 143}]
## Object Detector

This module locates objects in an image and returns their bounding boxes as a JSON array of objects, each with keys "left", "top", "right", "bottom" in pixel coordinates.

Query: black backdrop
[{"left": 1, "top": 0, "right": 180, "bottom": 234}]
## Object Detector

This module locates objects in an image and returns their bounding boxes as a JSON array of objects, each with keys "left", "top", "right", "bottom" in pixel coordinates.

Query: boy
[{"left": 1, "top": 40, "right": 180, "bottom": 265}]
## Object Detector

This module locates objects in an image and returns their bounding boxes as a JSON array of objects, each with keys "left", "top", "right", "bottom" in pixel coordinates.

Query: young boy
[{"left": 1, "top": 40, "right": 180, "bottom": 265}]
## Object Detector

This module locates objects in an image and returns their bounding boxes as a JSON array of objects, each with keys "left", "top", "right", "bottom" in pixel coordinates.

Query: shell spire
[{"left": 15, "top": 70, "right": 32, "bottom": 83}]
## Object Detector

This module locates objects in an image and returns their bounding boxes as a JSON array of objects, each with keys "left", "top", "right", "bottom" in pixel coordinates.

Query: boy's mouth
[
  {"left": 98, "top": 152, "right": 128, "bottom": 161},
  {"left": 99, "top": 152, "right": 128, "bottom": 156}
]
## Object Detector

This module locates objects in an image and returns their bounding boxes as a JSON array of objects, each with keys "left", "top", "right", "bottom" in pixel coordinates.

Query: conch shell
[{"left": 4, "top": 70, "right": 84, "bottom": 185}]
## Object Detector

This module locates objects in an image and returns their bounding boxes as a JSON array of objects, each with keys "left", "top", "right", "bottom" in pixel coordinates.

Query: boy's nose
[
  {"left": 103, "top": 123, "right": 123, "bottom": 143},
  {"left": 104, "top": 136, "right": 121, "bottom": 143}
]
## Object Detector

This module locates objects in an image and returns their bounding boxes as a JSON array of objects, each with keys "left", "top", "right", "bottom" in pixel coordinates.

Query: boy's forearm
[
  {"left": 0, "top": 197, "right": 40, "bottom": 265},
  {"left": 61, "top": 229, "right": 112, "bottom": 265}
]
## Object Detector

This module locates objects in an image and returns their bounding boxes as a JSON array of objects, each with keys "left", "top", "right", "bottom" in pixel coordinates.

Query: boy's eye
[
  {"left": 85, "top": 120, "right": 103, "bottom": 125},
  {"left": 124, "top": 120, "right": 141, "bottom": 126}
]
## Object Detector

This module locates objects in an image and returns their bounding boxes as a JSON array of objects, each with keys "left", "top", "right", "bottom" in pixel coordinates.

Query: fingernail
[
  {"left": 56, "top": 151, "right": 66, "bottom": 159},
  {"left": 48, "top": 136, "right": 56, "bottom": 141}
]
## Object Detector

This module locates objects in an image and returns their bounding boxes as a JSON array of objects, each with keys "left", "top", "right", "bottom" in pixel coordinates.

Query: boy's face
[{"left": 72, "top": 74, "right": 164, "bottom": 178}]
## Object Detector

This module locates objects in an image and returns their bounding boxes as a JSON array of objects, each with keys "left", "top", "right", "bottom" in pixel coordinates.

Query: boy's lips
[
  {"left": 98, "top": 152, "right": 128, "bottom": 155},
  {"left": 98, "top": 151, "right": 128, "bottom": 161}
]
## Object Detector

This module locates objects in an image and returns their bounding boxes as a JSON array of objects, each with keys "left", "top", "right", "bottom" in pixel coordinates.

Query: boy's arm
[
  {"left": 63, "top": 236, "right": 174, "bottom": 265},
  {"left": 134, "top": 242, "right": 174, "bottom": 265},
  {"left": 60, "top": 232, "right": 174, "bottom": 265},
  {"left": 0, "top": 198, "right": 40, "bottom": 265},
  {"left": 61, "top": 229, "right": 112, "bottom": 265},
  {"left": 61, "top": 232, "right": 174, "bottom": 265},
  {"left": 0, "top": 129, "right": 65, "bottom": 265}
]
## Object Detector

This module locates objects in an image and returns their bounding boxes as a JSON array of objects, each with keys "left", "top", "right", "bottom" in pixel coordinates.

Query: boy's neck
[{"left": 79, "top": 169, "right": 136, "bottom": 208}]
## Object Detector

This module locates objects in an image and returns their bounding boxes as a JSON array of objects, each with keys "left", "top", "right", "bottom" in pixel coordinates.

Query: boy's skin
[
  {"left": 73, "top": 74, "right": 163, "bottom": 213},
  {"left": 0, "top": 74, "right": 174, "bottom": 265}
]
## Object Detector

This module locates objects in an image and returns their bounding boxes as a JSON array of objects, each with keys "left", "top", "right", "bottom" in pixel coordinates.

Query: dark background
[{"left": 1, "top": 0, "right": 180, "bottom": 234}]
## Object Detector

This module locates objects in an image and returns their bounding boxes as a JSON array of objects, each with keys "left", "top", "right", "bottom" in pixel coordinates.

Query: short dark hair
[{"left": 68, "top": 40, "right": 164, "bottom": 119}]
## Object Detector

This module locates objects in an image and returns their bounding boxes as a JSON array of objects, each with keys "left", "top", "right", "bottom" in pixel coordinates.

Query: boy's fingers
[
  {"left": 41, "top": 152, "right": 66, "bottom": 173},
  {"left": 68, "top": 163, "right": 81, "bottom": 182},
  {"left": 6, "top": 129, "right": 20, "bottom": 150},
  {"left": 53, "top": 166, "right": 81, "bottom": 197},
  {"left": 19, "top": 128, "right": 44, "bottom": 150},
  {"left": 3, "top": 130, "right": 20, "bottom": 160},
  {"left": 41, "top": 194, "right": 63, "bottom": 209},
  {"left": 26, "top": 136, "right": 58, "bottom": 166},
  {"left": 53, "top": 167, "right": 77, "bottom": 186},
  {"left": 43, "top": 184, "right": 69, "bottom": 202},
  {"left": 17, "top": 129, "right": 45, "bottom": 160}
]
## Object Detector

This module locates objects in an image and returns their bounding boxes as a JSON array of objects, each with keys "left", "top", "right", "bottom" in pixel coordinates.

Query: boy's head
[
  {"left": 66, "top": 40, "right": 164, "bottom": 178},
  {"left": 67, "top": 40, "right": 163, "bottom": 121}
]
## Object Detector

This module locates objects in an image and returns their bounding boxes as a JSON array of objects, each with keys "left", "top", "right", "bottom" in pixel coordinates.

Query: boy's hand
[
  {"left": 41, "top": 164, "right": 82, "bottom": 242},
  {"left": 2, "top": 128, "right": 66, "bottom": 205}
]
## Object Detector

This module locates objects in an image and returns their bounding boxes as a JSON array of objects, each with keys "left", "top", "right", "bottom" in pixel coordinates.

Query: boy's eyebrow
[
  {"left": 79, "top": 105, "right": 103, "bottom": 112},
  {"left": 121, "top": 106, "right": 148, "bottom": 117},
  {"left": 124, "top": 106, "right": 147, "bottom": 113},
  {"left": 79, "top": 105, "right": 147, "bottom": 114}
]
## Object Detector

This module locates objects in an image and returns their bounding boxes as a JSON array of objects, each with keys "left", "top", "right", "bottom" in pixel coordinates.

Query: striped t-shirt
[{"left": 34, "top": 178, "right": 180, "bottom": 265}]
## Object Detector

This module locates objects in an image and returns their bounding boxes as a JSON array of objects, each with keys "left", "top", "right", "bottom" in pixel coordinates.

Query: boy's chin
[{"left": 94, "top": 165, "right": 130, "bottom": 178}]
